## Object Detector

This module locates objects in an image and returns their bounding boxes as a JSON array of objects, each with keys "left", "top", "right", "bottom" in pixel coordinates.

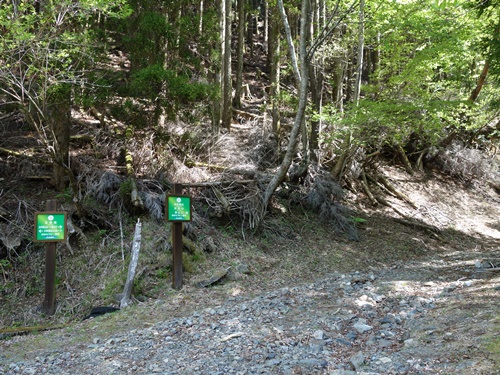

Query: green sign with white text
[
  {"left": 34, "top": 212, "right": 67, "bottom": 242},
  {"left": 166, "top": 195, "right": 192, "bottom": 222}
]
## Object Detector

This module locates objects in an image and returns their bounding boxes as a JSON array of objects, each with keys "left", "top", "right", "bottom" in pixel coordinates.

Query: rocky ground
[{"left": 1, "top": 235, "right": 499, "bottom": 374}]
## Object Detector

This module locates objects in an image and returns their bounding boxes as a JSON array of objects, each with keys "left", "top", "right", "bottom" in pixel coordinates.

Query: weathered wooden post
[
  {"left": 44, "top": 200, "right": 57, "bottom": 315},
  {"left": 120, "top": 218, "right": 142, "bottom": 308},
  {"left": 166, "top": 183, "right": 192, "bottom": 290},
  {"left": 34, "top": 199, "right": 67, "bottom": 316}
]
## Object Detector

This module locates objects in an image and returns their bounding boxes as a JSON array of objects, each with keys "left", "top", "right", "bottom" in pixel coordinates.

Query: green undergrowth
[
  {"left": 486, "top": 316, "right": 500, "bottom": 366},
  {"left": 0, "top": 200, "right": 476, "bottom": 335}
]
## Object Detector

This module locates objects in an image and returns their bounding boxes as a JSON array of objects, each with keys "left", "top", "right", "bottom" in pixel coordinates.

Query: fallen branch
[
  {"left": 220, "top": 332, "right": 245, "bottom": 342},
  {"left": 186, "top": 160, "right": 227, "bottom": 170},
  {"left": 0, "top": 146, "right": 51, "bottom": 165},
  {"left": 0, "top": 324, "right": 69, "bottom": 337},
  {"left": 393, "top": 217, "right": 441, "bottom": 234},
  {"left": 185, "top": 180, "right": 256, "bottom": 188},
  {"left": 233, "top": 108, "right": 260, "bottom": 120},
  {"left": 184, "top": 159, "right": 271, "bottom": 181},
  {"left": 374, "top": 193, "right": 406, "bottom": 217},
  {"left": 378, "top": 174, "right": 417, "bottom": 208},
  {"left": 480, "top": 267, "right": 500, "bottom": 273},
  {"left": 120, "top": 219, "right": 142, "bottom": 308},
  {"left": 368, "top": 173, "right": 417, "bottom": 209}
]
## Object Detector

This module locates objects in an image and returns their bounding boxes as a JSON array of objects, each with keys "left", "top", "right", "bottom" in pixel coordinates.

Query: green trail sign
[
  {"left": 166, "top": 195, "right": 192, "bottom": 222},
  {"left": 34, "top": 212, "right": 67, "bottom": 242}
]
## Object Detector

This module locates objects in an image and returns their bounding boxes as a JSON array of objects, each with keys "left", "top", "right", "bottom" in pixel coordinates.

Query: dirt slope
[{"left": 1, "top": 158, "right": 499, "bottom": 374}]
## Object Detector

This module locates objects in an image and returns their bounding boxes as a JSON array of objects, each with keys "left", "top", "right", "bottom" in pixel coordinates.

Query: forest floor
[{"left": 1, "top": 112, "right": 500, "bottom": 373}]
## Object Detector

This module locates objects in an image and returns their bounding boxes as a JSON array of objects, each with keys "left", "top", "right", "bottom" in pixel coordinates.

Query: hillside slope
[{"left": 1, "top": 159, "right": 499, "bottom": 373}]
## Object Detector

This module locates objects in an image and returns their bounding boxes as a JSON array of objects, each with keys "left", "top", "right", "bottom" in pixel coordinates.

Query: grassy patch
[{"left": 486, "top": 316, "right": 500, "bottom": 366}]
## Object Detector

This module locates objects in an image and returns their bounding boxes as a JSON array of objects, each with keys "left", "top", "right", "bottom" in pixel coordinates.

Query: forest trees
[
  {"left": 469, "top": 0, "right": 499, "bottom": 80},
  {"left": 0, "top": 0, "right": 130, "bottom": 195},
  {"left": 320, "top": 0, "right": 498, "bottom": 179},
  {"left": 1, "top": 0, "right": 497, "bottom": 226}
]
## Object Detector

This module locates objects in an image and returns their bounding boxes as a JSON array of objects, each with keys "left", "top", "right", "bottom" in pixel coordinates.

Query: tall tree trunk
[
  {"left": 353, "top": 0, "right": 364, "bottom": 106},
  {"left": 221, "top": 0, "right": 233, "bottom": 131},
  {"left": 212, "top": 0, "right": 225, "bottom": 132},
  {"left": 234, "top": 0, "right": 246, "bottom": 109},
  {"left": 269, "top": 3, "right": 281, "bottom": 142},
  {"left": 468, "top": 60, "right": 489, "bottom": 102},
  {"left": 263, "top": 0, "right": 310, "bottom": 209},
  {"left": 278, "top": 0, "right": 308, "bottom": 170},
  {"left": 331, "top": 28, "right": 348, "bottom": 178},
  {"left": 332, "top": 26, "right": 345, "bottom": 112},
  {"left": 344, "top": 47, "right": 354, "bottom": 103},
  {"left": 277, "top": 0, "right": 301, "bottom": 87},
  {"left": 309, "top": 65, "right": 323, "bottom": 162},
  {"left": 246, "top": 0, "right": 256, "bottom": 58},
  {"left": 47, "top": 85, "right": 71, "bottom": 191},
  {"left": 309, "top": 0, "right": 325, "bottom": 162},
  {"left": 263, "top": 0, "right": 268, "bottom": 52}
]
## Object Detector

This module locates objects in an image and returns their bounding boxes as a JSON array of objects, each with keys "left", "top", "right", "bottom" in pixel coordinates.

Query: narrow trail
[{"left": 206, "top": 62, "right": 273, "bottom": 175}]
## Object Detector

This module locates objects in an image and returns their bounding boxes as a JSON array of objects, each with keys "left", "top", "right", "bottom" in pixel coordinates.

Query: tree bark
[
  {"left": 353, "top": 0, "right": 364, "bottom": 106},
  {"left": 234, "top": 0, "right": 246, "bottom": 109},
  {"left": 221, "top": 0, "right": 232, "bottom": 131},
  {"left": 212, "top": 0, "right": 225, "bottom": 132},
  {"left": 46, "top": 85, "right": 71, "bottom": 191},
  {"left": 468, "top": 60, "right": 489, "bottom": 102},
  {"left": 269, "top": 2, "right": 281, "bottom": 141},
  {"left": 246, "top": 0, "right": 257, "bottom": 58},
  {"left": 277, "top": 0, "right": 301, "bottom": 87},
  {"left": 332, "top": 26, "right": 345, "bottom": 111},
  {"left": 263, "top": 0, "right": 311, "bottom": 209},
  {"left": 309, "top": 65, "right": 323, "bottom": 161}
]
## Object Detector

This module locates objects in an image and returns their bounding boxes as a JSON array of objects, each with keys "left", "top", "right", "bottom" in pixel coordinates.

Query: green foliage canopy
[{"left": 322, "top": 0, "right": 498, "bottom": 154}]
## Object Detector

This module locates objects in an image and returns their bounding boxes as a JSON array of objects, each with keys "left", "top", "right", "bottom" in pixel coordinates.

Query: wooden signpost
[
  {"left": 34, "top": 199, "right": 67, "bottom": 316},
  {"left": 166, "top": 183, "right": 192, "bottom": 290}
]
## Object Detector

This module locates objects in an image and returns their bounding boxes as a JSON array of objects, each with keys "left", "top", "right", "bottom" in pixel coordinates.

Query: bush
[
  {"left": 436, "top": 141, "right": 500, "bottom": 183},
  {"left": 129, "top": 65, "right": 213, "bottom": 103}
]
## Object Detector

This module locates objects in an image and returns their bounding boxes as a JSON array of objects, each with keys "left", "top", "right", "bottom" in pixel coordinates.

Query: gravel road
[{"left": 2, "top": 259, "right": 498, "bottom": 375}]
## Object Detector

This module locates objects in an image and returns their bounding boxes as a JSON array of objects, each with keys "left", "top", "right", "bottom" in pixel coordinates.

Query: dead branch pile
[
  {"left": 247, "top": 123, "right": 278, "bottom": 169},
  {"left": 436, "top": 141, "right": 499, "bottom": 184},
  {"left": 196, "top": 180, "right": 265, "bottom": 231},
  {"left": 81, "top": 170, "right": 167, "bottom": 222},
  {"left": 0, "top": 198, "right": 35, "bottom": 260},
  {"left": 302, "top": 164, "right": 359, "bottom": 240}
]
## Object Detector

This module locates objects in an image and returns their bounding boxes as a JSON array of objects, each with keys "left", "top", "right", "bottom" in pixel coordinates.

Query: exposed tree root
[
  {"left": 396, "top": 144, "right": 414, "bottom": 175},
  {"left": 367, "top": 173, "right": 417, "bottom": 209},
  {"left": 360, "top": 171, "right": 378, "bottom": 206}
]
